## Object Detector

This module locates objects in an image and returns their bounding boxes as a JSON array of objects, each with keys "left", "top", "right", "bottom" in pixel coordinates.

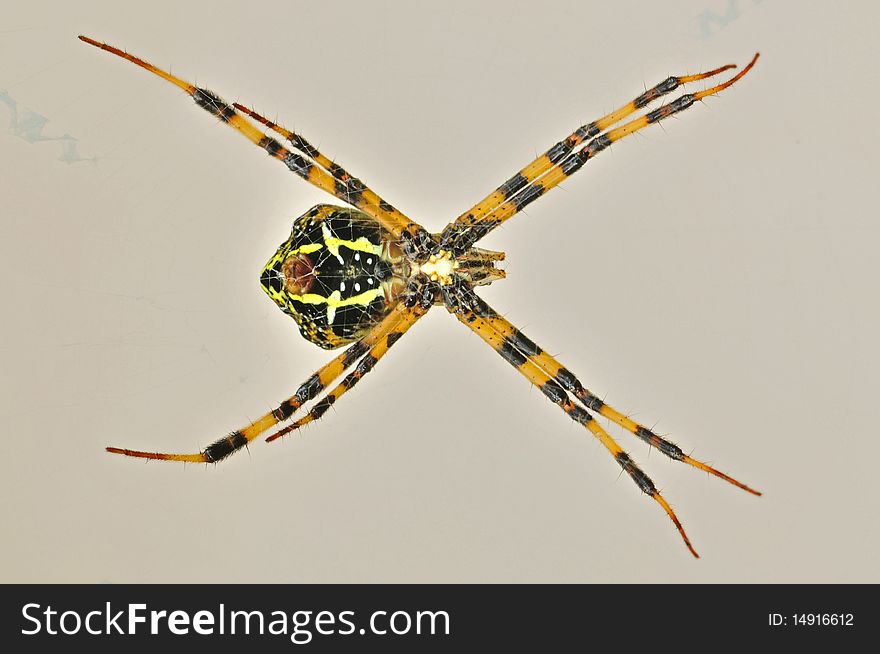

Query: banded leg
[
  {"left": 78, "top": 36, "right": 418, "bottom": 237},
  {"left": 232, "top": 103, "right": 419, "bottom": 238},
  {"left": 446, "top": 284, "right": 760, "bottom": 496},
  {"left": 106, "top": 299, "right": 416, "bottom": 463},
  {"left": 439, "top": 60, "right": 735, "bottom": 252},
  {"left": 445, "top": 286, "right": 700, "bottom": 556},
  {"left": 441, "top": 54, "right": 759, "bottom": 253},
  {"left": 265, "top": 299, "right": 428, "bottom": 442}
]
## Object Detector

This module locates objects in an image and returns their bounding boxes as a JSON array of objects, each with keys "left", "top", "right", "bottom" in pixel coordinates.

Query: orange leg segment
[
  {"left": 445, "top": 288, "right": 700, "bottom": 556},
  {"left": 78, "top": 36, "right": 419, "bottom": 237},
  {"left": 441, "top": 54, "right": 759, "bottom": 252},
  {"left": 106, "top": 300, "right": 416, "bottom": 463}
]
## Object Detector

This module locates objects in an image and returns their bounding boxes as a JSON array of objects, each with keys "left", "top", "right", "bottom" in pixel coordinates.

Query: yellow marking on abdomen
[
  {"left": 321, "top": 223, "right": 383, "bottom": 258},
  {"left": 292, "top": 288, "right": 384, "bottom": 308}
]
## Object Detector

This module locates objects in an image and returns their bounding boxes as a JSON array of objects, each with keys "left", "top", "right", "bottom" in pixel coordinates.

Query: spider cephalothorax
[{"left": 82, "top": 34, "right": 761, "bottom": 557}]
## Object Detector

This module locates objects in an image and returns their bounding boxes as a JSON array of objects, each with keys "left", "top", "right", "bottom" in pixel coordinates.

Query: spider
[{"left": 80, "top": 35, "right": 761, "bottom": 557}]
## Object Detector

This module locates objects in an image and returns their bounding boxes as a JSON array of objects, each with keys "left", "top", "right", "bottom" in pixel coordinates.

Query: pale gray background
[{"left": 2, "top": 1, "right": 877, "bottom": 582}]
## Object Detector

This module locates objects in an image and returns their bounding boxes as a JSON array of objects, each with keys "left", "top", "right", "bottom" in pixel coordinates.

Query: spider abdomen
[{"left": 260, "top": 204, "right": 407, "bottom": 349}]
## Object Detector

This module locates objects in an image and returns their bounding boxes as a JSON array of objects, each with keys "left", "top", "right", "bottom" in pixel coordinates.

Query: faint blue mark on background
[
  {"left": 697, "top": 0, "right": 766, "bottom": 40},
  {"left": 1, "top": 89, "right": 98, "bottom": 164}
]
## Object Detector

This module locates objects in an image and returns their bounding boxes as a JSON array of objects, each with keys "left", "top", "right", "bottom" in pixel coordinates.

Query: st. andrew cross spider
[{"left": 81, "top": 35, "right": 760, "bottom": 557}]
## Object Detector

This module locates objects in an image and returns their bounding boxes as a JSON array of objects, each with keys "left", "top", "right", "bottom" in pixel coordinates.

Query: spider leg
[
  {"left": 232, "top": 104, "right": 420, "bottom": 239},
  {"left": 106, "top": 300, "right": 417, "bottom": 464},
  {"left": 448, "top": 289, "right": 698, "bottom": 556},
  {"left": 441, "top": 54, "right": 758, "bottom": 253},
  {"left": 439, "top": 60, "right": 735, "bottom": 250},
  {"left": 78, "top": 36, "right": 420, "bottom": 237},
  {"left": 449, "top": 286, "right": 759, "bottom": 496},
  {"left": 446, "top": 284, "right": 758, "bottom": 557},
  {"left": 264, "top": 299, "right": 428, "bottom": 442}
]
